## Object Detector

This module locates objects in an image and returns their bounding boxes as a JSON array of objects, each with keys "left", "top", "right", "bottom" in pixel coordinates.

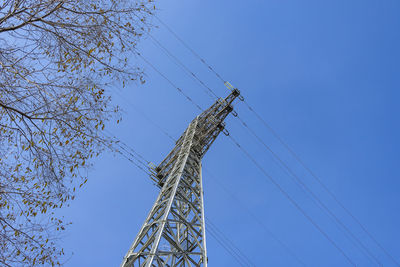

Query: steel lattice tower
[{"left": 121, "top": 89, "right": 241, "bottom": 267}]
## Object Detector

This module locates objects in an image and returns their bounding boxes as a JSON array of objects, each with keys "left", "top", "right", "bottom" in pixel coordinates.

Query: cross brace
[{"left": 121, "top": 89, "right": 240, "bottom": 267}]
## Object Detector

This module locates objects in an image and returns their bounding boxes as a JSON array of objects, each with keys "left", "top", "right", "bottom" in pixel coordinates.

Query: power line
[
  {"left": 114, "top": 147, "right": 151, "bottom": 176},
  {"left": 137, "top": 52, "right": 203, "bottom": 112},
  {"left": 153, "top": 15, "right": 226, "bottom": 84},
  {"left": 112, "top": 89, "right": 176, "bottom": 143},
  {"left": 108, "top": 126, "right": 293, "bottom": 266},
  {"left": 117, "top": 142, "right": 149, "bottom": 167},
  {"left": 106, "top": 94, "right": 307, "bottom": 265},
  {"left": 203, "top": 167, "right": 308, "bottom": 267},
  {"left": 235, "top": 115, "right": 382, "bottom": 266},
  {"left": 148, "top": 34, "right": 218, "bottom": 100},
  {"left": 135, "top": 47, "right": 355, "bottom": 265},
  {"left": 102, "top": 131, "right": 151, "bottom": 176},
  {"left": 148, "top": 21, "right": 382, "bottom": 263},
  {"left": 145, "top": 23, "right": 370, "bottom": 264},
  {"left": 205, "top": 225, "right": 250, "bottom": 267},
  {"left": 227, "top": 134, "right": 356, "bottom": 266},
  {"left": 154, "top": 15, "right": 399, "bottom": 266},
  {"left": 206, "top": 218, "right": 255, "bottom": 267},
  {"left": 241, "top": 101, "right": 399, "bottom": 266},
  {"left": 114, "top": 86, "right": 354, "bottom": 265},
  {"left": 104, "top": 130, "right": 150, "bottom": 166},
  {"left": 114, "top": 129, "right": 309, "bottom": 266}
]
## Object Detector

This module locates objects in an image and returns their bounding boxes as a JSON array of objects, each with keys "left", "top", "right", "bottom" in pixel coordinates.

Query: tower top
[{"left": 150, "top": 89, "right": 241, "bottom": 187}]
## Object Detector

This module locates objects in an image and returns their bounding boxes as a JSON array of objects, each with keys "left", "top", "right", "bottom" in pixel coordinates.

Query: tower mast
[{"left": 121, "top": 89, "right": 241, "bottom": 267}]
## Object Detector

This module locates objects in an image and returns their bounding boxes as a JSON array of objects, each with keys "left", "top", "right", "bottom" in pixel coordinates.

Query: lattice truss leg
[
  {"left": 121, "top": 89, "right": 241, "bottom": 267},
  {"left": 122, "top": 119, "right": 208, "bottom": 267}
]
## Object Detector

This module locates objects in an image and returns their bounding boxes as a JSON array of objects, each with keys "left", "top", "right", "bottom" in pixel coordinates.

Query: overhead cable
[
  {"left": 203, "top": 167, "right": 308, "bottom": 267},
  {"left": 148, "top": 34, "right": 218, "bottom": 100},
  {"left": 145, "top": 21, "right": 375, "bottom": 265},
  {"left": 153, "top": 14, "right": 399, "bottom": 266},
  {"left": 227, "top": 134, "right": 356, "bottom": 266},
  {"left": 206, "top": 218, "right": 255, "bottom": 267},
  {"left": 137, "top": 52, "right": 203, "bottom": 112},
  {"left": 206, "top": 226, "right": 250, "bottom": 267},
  {"left": 153, "top": 15, "right": 226, "bottom": 84},
  {"left": 235, "top": 116, "right": 382, "bottom": 266},
  {"left": 112, "top": 88, "right": 176, "bottom": 142},
  {"left": 106, "top": 96, "right": 305, "bottom": 265},
  {"left": 134, "top": 47, "right": 355, "bottom": 266}
]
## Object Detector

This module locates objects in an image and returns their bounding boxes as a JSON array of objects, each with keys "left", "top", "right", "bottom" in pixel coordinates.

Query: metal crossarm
[
  {"left": 121, "top": 89, "right": 240, "bottom": 267},
  {"left": 152, "top": 89, "right": 240, "bottom": 188}
]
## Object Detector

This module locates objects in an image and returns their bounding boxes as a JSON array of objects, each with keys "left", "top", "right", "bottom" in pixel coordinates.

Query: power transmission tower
[{"left": 121, "top": 89, "right": 241, "bottom": 267}]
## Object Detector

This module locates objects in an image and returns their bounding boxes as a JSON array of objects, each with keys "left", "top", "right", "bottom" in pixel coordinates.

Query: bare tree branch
[{"left": 0, "top": 0, "right": 155, "bottom": 265}]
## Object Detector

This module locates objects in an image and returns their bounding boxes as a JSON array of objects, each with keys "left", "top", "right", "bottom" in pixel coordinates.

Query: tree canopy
[{"left": 0, "top": 0, "right": 154, "bottom": 265}]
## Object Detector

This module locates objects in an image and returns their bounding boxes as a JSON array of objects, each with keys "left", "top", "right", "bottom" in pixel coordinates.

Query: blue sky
[{"left": 61, "top": 1, "right": 400, "bottom": 266}]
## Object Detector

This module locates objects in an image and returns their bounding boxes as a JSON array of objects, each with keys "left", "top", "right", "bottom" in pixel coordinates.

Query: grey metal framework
[{"left": 121, "top": 89, "right": 241, "bottom": 267}]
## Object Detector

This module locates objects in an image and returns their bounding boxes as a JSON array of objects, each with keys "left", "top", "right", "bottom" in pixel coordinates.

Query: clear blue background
[{"left": 60, "top": 1, "right": 400, "bottom": 266}]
